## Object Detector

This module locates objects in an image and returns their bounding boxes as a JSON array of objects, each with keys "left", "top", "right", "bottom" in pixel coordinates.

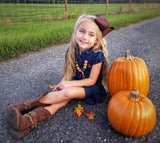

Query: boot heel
[
  {"left": 10, "top": 129, "right": 25, "bottom": 139},
  {"left": 6, "top": 108, "right": 19, "bottom": 130}
]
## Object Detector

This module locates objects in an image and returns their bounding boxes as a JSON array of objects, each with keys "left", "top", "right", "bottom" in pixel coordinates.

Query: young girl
[{"left": 6, "top": 14, "right": 114, "bottom": 139}]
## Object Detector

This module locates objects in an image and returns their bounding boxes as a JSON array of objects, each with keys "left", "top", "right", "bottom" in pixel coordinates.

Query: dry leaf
[
  {"left": 49, "top": 85, "right": 56, "bottom": 89},
  {"left": 85, "top": 113, "right": 95, "bottom": 119},
  {"left": 74, "top": 104, "right": 84, "bottom": 118}
]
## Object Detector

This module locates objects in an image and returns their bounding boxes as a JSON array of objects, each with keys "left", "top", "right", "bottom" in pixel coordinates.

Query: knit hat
[{"left": 95, "top": 14, "right": 114, "bottom": 37}]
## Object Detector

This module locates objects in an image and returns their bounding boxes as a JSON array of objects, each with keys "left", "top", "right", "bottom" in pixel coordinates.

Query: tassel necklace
[{"left": 75, "top": 60, "right": 88, "bottom": 79}]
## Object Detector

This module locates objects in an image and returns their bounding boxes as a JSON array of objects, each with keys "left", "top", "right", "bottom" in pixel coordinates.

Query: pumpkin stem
[
  {"left": 130, "top": 89, "right": 139, "bottom": 101},
  {"left": 125, "top": 50, "right": 133, "bottom": 60}
]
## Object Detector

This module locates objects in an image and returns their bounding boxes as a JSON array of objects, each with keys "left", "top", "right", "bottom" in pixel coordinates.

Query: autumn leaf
[
  {"left": 74, "top": 110, "right": 84, "bottom": 118},
  {"left": 49, "top": 85, "right": 56, "bottom": 89},
  {"left": 85, "top": 113, "right": 95, "bottom": 119},
  {"left": 73, "top": 104, "right": 96, "bottom": 119},
  {"left": 75, "top": 104, "right": 83, "bottom": 110},
  {"left": 74, "top": 104, "right": 84, "bottom": 118}
]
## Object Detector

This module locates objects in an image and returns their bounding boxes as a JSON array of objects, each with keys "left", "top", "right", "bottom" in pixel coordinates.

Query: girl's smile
[{"left": 76, "top": 20, "right": 98, "bottom": 54}]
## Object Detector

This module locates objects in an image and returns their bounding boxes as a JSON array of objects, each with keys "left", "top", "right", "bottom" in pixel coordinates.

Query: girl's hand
[
  {"left": 53, "top": 84, "right": 61, "bottom": 91},
  {"left": 53, "top": 81, "right": 73, "bottom": 91}
]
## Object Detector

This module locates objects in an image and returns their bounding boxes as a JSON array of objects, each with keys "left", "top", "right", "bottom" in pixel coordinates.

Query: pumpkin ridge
[
  {"left": 133, "top": 94, "right": 156, "bottom": 137},
  {"left": 116, "top": 63, "right": 121, "bottom": 94},
  {"left": 140, "top": 97, "right": 156, "bottom": 136},
  {"left": 143, "top": 62, "right": 149, "bottom": 96},
  {"left": 118, "top": 96, "right": 131, "bottom": 134},
  {"left": 127, "top": 59, "right": 132, "bottom": 91},
  {"left": 133, "top": 101, "right": 144, "bottom": 137},
  {"left": 138, "top": 59, "right": 145, "bottom": 95},
  {"left": 115, "top": 62, "right": 122, "bottom": 94},
  {"left": 123, "top": 61, "right": 127, "bottom": 90},
  {"left": 131, "top": 102, "right": 141, "bottom": 136},
  {"left": 140, "top": 99, "right": 150, "bottom": 136},
  {"left": 109, "top": 91, "right": 129, "bottom": 106},
  {"left": 136, "top": 58, "right": 149, "bottom": 96},
  {"left": 108, "top": 92, "right": 129, "bottom": 132},
  {"left": 108, "top": 62, "right": 118, "bottom": 96},
  {"left": 124, "top": 101, "right": 135, "bottom": 136},
  {"left": 131, "top": 60, "right": 139, "bottom": 91},
  {"left": 136, "top": 59, "right": 141, "bottom": 92},
  {"left": 119, "top": 61, "right": 124, "bottom": 90},
  {"left": 109, "top": 94, "right": 122, "bottom": 104},
  {"left": 136, "top": 59, "right": 146, "bottom": 95}
]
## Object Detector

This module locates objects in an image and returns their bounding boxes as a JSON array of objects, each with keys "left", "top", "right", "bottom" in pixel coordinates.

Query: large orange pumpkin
[
  {"left": 107, "top": 90, "right": 156, "bottom": 137},
  {"left": 108, "top": 50, "right": 149, "bottom": 96}
]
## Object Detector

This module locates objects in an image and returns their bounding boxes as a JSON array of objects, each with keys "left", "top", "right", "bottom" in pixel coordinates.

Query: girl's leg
[
  {"left": 5, "top": 92, "right": 48, "bottom": 114},
  {"left": 44, "top": 100, "right": 70, "bottom": 115},
  {"left": 6, "top": 101, "right": 70, "bottom": 139},
  {"left": 39, "top": 87, "right": 86, "bottom": 105}
]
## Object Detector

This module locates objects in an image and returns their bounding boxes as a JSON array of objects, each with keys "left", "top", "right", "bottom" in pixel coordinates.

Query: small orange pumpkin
[
  {"left": 108, "top": 50, "right": 149, "bottom": 96},
  {"left": 107, "top": 89, "right": 156, "bottom": 137}
]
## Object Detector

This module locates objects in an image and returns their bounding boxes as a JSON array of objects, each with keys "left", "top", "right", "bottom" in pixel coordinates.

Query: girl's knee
[
  {"left": 63, "top": 88, "right": 74, "bottom": 99},
  {"left": 63, "top": 87, "right": 85, "bottom": 100}
]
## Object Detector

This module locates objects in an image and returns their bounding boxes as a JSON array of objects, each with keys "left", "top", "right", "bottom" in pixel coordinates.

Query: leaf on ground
[
  {"left": 85, "top": 113, "right": 95, "bottom": 119},
  {"left": 49, "top": 85, "right": 56, "bottom": 89},
  {"left": 74, "top": 104, "right": 84, "bottom": 118}
]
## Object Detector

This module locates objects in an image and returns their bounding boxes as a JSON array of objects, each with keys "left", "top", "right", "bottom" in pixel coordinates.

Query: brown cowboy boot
[
  {"left": 6, "top": 107, "right": 51, "bottom": 138},
  {"left": 5, "top": 92, "right": 48, "bottom": 114},
  {"left": 10, "top": 127, "right": 31, "bottom": 139}
]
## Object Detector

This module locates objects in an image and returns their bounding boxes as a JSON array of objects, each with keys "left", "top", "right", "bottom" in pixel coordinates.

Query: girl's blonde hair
[{"left": 62, "top": 14, "right": 109, "bottom": 89}]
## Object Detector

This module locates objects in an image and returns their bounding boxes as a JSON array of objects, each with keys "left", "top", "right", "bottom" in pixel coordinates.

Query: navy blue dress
[{"left": 73, "top": 47, "right": 106, "bottom": 105}]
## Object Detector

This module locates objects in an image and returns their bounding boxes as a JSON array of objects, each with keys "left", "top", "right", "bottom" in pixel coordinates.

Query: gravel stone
[{"left": 0, "top": 17, "right": 160, "bottom": 143}]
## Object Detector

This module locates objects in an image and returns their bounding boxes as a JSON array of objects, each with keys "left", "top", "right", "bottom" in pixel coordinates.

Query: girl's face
[{"left": 76, "top": 19, "right": 98, "bottom": 54}]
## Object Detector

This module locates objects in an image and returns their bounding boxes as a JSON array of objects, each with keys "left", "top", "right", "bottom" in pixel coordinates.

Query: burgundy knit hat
[{"left": 95, "top": 14, "right": 114, "bottom": 37}]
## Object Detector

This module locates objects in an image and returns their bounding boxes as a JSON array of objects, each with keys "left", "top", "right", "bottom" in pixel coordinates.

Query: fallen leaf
[
  {"left": 85, "top": 113, "right": 95, "bottom": 119},
  {"left": 74, "top": 104, "right": 84, "bottom": 118},
  {"left": 49, "top": 85, "right": 56, "bottom": 89},
  {"left": 75, "top": 104, "right": 84, "bottom": 110}
]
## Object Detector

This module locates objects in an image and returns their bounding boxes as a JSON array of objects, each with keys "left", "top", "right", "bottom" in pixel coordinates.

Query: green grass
[
  {"left": 0, "top": 3, "right": 159, "bottom": 23},
  {"left": 106, "top": 9, "right": 160, "bottom": 28},
  {"left": 0, "top": 20, "right": 74, "bottom": 60},
  {"left": 0, "top": 4, "right": 160, "bottom": 62}
]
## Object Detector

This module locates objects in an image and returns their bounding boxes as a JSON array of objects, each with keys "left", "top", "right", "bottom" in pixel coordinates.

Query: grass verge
[{"left": 0, "top": 8, "right": 160, "bottom": 62}]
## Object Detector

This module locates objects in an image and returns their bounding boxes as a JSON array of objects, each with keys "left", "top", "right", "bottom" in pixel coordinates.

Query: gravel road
[{"left": 0, "top": 17, "right": 160, "bottom": 143}]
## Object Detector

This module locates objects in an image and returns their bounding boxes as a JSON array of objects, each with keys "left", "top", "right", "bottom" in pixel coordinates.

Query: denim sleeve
[{"left": 92, "top": 52, "right": 105, "bottom": 65}]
